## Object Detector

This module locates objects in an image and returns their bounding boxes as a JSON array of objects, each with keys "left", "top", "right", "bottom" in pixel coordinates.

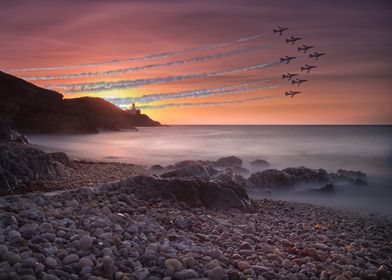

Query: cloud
[
  {"left": 106, "top": 81, "right": 279, "bottom": 105},
  {"left": 6, "top": 32, "right": 268, "bottom": 72},
  {"left": 22, "top": 44, "right": 272, "bottom": 81},
  {"left": 130, "top": 94, "right": 280, "bottom": 110},
  {"left": 50, "top": 61, "right": 279, "bottom": 92}
]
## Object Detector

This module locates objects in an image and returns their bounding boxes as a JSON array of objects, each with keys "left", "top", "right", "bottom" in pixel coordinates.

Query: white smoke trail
[
  {"left": 50, "top": 61, "right": 279, "bottom": 93},
  {"left": 106, "top": 81, "right": 278, "bottom": 105},
  {"left": 132, "top": 95, "right": 280, "bottom": 110},
  {"left": 5, "top": 33, "right": 268, "bottom": 72},
  {"left": 23, "top": 45, "right": 272, "bottom": 81}
]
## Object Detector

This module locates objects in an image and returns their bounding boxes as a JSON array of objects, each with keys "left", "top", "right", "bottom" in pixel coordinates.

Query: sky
[{"left": 1, "top": 0, "right": 391, "bottom": 124}]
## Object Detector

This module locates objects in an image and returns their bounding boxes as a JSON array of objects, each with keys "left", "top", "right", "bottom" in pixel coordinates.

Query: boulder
[
  {"left": 330, "top": 169, "right": 367, "bottom": 185},
  {"left": 161, "top": 160, "right": 217, "bottom": 179},
  {"left": 0, "top": 143, "right": 73, "bottom": 195},
  {"left": 250, "top": 159, "right": 270, "bottom": 170},
  {"left": 214, "top": 156, "right": 243, "bottom": 168},
  {"left": 164, "top": 178, "right": 253, "bottom": 211},
  {"left": 0, "top": 126, "right": 29, "bottom": 144},
  {"left": 227, "top": 165, "right": 251, "bottom": 177},
  {"left": 149, "top": 164, "right": 165, "bottom": 173},
  {"left": 247, "top": 166, "right": 332, "bottom": 191},
  {"left": 247, "top": 169, "right": 295, "bottom": 191},
  {"left": 283, "top": 166, "right": 330, "bottom": 184}
]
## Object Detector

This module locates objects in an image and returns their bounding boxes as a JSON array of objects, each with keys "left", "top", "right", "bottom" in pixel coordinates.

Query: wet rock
[
  {"left": 149, "top": 164, "right": 164, "bottom": 173},
  {"left": 227, "top": 165, "right": 250, "bottom": 177},
  {"left": 161, "top": 160, "right": 216, "bottom": 179},
  {"left": 250, "top": 159, "right": 270, "bottom": 170},
  {"left": 330, "top": 169, "right": 367, "bottom": 185},
  {"left": 214, "top": 156, "right": 243, "bottom": 168}
]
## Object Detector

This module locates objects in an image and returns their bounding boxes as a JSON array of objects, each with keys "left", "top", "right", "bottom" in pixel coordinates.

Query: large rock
[
  {"left": 214, "top": 156, "right": 243, "bottom": 168},
  {"left": 0, "top": 143, "right": 73, "bottom": 195},
  {"left": 250, "top": 159, "right": 270, "bottom": 170},
  {"left": 329, "top": 169, "right": 367, "bottom": 185},
  {"left": 247, "top": 169, "right": 296, "bottom": 191},
  {"left": 283, "top": 167, "right": 330, "bottom": 184},
  {"left": 132, "top": 176, "right": 253, "bottom": 211},
  {"left": 0, "top": 126, "right": 29, "bottom": 144},
  {"left": 161, "top": 160, "right": 217, "bottom": 179},
  {"left": 247, "top": 166, "right": 367, "bottom": 192},
  {"left": 246, "top": 167, "right": 329, "bottom": 190}
]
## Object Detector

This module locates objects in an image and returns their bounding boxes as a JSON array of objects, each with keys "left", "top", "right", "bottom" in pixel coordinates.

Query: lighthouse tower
[{"left": 129, "top": 103, "right": 141, "bottom": 115}]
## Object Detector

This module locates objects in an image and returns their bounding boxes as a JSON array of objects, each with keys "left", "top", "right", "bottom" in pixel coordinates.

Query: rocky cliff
[{"left": 0, "top": 71, "right": 160, "bottom": 133}]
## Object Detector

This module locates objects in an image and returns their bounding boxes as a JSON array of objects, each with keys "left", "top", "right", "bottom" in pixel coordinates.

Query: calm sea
[{"left": 29, "top": 125, "right": 392, "bottom": 215}]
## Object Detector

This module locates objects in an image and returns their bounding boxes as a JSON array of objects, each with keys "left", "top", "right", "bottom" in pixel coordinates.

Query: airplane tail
[
  {"left": 300, "top": 67, "right": 305, "bottom": 72},
  {"left": 282, "top": 74, "right": 287, "bottom": 79}
]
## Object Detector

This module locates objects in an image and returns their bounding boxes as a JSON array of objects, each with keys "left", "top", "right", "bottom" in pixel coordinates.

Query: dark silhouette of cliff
[{"left": 0, "top": 71, "right": 160, "bottom": 133}]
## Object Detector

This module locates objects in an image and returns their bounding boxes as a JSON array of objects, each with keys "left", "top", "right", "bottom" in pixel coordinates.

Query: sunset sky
[{"left": 1, "top": 0, "right": 391, "bottom": 124}]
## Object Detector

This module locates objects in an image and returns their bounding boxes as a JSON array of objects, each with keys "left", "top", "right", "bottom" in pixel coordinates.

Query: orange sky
[{"left": 1, "top": 0, "right": 391, "bottom": 124}]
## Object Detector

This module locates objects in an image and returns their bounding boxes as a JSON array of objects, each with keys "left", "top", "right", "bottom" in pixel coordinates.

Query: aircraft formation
[{"left": 274, "top": 26, "right": 326, "bottom": 98}]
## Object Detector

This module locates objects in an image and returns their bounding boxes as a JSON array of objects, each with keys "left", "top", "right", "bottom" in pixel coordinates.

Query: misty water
[{"left": 29, "top": 125, "right": 392, "bottom": 215}]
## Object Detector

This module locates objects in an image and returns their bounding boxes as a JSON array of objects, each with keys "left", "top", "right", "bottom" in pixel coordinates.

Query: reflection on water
[{"left": 29, "top": 125, "right": 392, "bottom": 215}]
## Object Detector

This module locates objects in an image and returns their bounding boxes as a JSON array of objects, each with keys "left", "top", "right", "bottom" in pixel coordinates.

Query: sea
[{"left": 28, "top": 125, "right": 392, "bottom": 216}]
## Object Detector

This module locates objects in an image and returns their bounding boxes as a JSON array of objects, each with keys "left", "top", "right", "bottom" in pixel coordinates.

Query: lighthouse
[{"left": 129, "top": 103, "right": 141, "bottom": 116}]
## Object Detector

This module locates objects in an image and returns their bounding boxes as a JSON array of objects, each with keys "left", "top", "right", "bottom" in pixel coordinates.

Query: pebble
[
  {"left": 63, "top": 254, "right": 79, "bottom": 265},
  {"left": 79, "top": 257, "right": 94, "bottom": 268},
  {"left": 165, "top": 258, "right": 182, "bottom": 272},
  {"left": 39, "top": 222, "right": 53, "bottom": 233},
  {"left": 236, "top": 261, "right": 251, "bottom": 271},
  {"left": 45, "top": 257, "right": 57, "bottom": 269},
  {"left": 208, "top": 266, "right": 225, "bottom": 280},
  {"left": 79, "top": 235, "right": 93, "bottom": 250}
]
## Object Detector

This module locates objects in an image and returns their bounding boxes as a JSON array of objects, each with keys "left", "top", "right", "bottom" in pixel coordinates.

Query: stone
[
  {"left": 131, "top": 268, "right": 149, "bottom": 280},
  {"left": 79, "top": 235, "right": 93, "bottom": 250},
  {"left": 19, "top": 223, "right": 39, "bottom": 239},
  {"left": 79, "top": 257, "right": 94, "bottom": 268},
  {"left": 207, "top": 249, "right": 223, "bottom": 260},
  {"left": 39, "top": 222, "right": 53, "bottom": 233},
  {"left": 165, "top": 259, "right": 182, "bottom": 272},
  {"left": 182, "top": 257, "right": 196, "bottom": 268},
  {"left": 236, "top": 261, "right": 251, "bottom": 271},
  {"left": 208, "top": 266, "right": 225, "bottom": 280},
  {"left": 282, "top": 259, "right": 293, "bottom": 269},
  {"left": 173, "top": 269, "right": 198, "bottom": 280},
  {"left": 250, "top": 159, "right": 270, "bottom": 169},
  {"left": 63, "top": 254, "right": 79, "bottom": 265},
  {"left": 44, "top": 257, "right": 57, "bottom": 269},
  {"left": 214, "top": 156, "right": 243, "bottom": 167}
]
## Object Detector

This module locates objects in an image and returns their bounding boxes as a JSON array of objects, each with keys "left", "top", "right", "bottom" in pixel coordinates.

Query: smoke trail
[
  {"left": 50, "top": 61, "right": 279, "bottom": 93},
  {"left": 23, "top": 45, "right": 272, "bottom": 81},
  {"left": 5, "top": 33, "right": 268, "bottom": 72},
  {"left": 131, "top": 95, "right": 280, "bottom": 110},
  {"left": 106, "top": 81, "right": 278, "bottom": 105}
]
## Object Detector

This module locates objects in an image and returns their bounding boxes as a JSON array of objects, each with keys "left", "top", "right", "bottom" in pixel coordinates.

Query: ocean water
[{"left": 29, "top": 125, "right": 392, "bottom": 215}]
